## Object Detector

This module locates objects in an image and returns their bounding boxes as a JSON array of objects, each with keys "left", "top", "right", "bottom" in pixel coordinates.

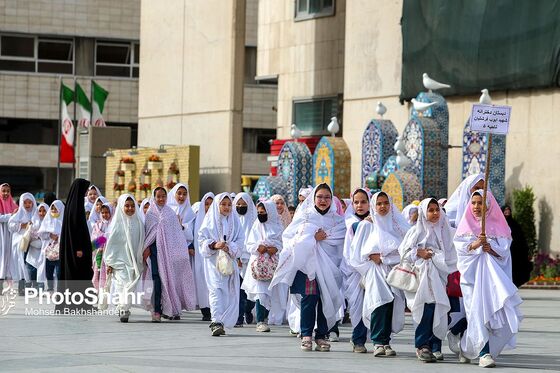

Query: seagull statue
[
  {"left": 396, "top": 150, "right": 411, "bottom": 169},
  {"left": 327, "top": 117, "right": 339, "bottom": 137},
  {"left": 376, "top": 101, "right": 387, "bottom": 118},
  {"left": 290, "top": 123, "right": 302, "bottom": 141},
  {"left": 479, "top": 89, "right": 492, "bottom": 105},
  {"left": 422, "top": 73, "right": 451, "bottom": 92},
  {"left": 394, "top": 135, "right": 406, "bottom": 153},
  {"left": 412, "top": 98, "right": 437, "bottom": 113}
]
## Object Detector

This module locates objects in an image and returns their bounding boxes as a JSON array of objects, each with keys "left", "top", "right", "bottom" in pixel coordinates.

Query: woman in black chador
[
  {"left": 57, "top": 178, "right": 94, "bottom": 311},
  {"left": 502, "top": 205, "right": 533, "bottom": 288}
]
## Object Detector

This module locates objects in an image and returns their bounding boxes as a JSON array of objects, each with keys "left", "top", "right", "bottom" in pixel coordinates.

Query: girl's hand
[
  {"left": 221, "top": 245, "right": 229, "bottom": 253},
  {"left": 20, "top": 222, "right": 29, "bottom": 230},
  {"left": 417, "top": 248, "right": 433, "bottom": 260},
  {"left": 369, "top": 253, "right": 381, "bottom": 264},
  {"left": 237, "top": 258, "right": 243, "bottom": 268},
  {"left": 214, "top": 241, "right": 226, "bottom": 250},
  {"left": 257, "top": 245, "right": 267, "bottom": 254},
  {"left": 267, "top": 247, "right": 278, "bottom": 256},
  {"left": 143, "top": 248, "right": 150, "bottom": 262},
  {"left": 188, "top": 248, "right": 195, "bottom": 257},
  {"left": 50, "top": 233, "right": 58, "bottom": 241},
  {"left": 314, "top": 229, "right": 327, "bottom": 241},
  {"left": 76, "top": 250, "right": 83, "bottom": 258},
  {"left": 107, "top": 266, "right": 113, "bottom": 274}
]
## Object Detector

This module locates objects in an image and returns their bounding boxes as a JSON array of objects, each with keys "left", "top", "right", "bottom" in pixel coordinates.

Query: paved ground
[{"left": 0, "top": 289, "right": 559, "bottom": 372}]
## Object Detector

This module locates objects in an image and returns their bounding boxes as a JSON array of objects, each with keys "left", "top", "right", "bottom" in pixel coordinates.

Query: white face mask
[{"left": 50, "top": 212, "right": 60, "bottom": 218}]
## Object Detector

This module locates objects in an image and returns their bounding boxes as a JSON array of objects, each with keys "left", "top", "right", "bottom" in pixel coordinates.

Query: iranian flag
[
  {"left": 75, "top": 82, "right": 91, "bottom": 128},
  {"left": 91, "top": 80, "right": 109, "bottom": 127},
  {"left": 60, "top": 83, "right": 75, "bottom": 163}
]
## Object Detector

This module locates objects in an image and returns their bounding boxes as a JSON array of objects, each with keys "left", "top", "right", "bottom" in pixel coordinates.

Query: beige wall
[
  {"left": 257, "top": 0, "right": 345, "bottom": 138},
  {"left": 343, "top": 0, "right": 560, "bottom": 252},
  {"left": 138, "top": 0, "right": 246, "bottom": 193},
  {"left": 0, "top": 0, "right": 140, "bottom": 39}
]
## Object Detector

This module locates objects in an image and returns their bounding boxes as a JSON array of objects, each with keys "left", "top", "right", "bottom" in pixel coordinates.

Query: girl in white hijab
[
  {"left": 445, "top": 173, "right": 485, "bottom": 228},
  {"left": 25, "top": 202, "right": 48, "bottom": 289},
  {"left": 138, "top": 199, "right": 150, "bottom": 224},
  {"left": 401, "top": 204, "right": 419, "bottom": 226},
  {"left": 8, "top": 193, "right": 37, "bottom": 293},
  {"left": 349, "top": 191, "right": 409, "bottom": 357},
  {"left": 88, "top": 196, "right": 109, "bottom": 233},
  {"left": 193, "top": 192, "right": 214, "bottom": 321},
  {"left": 84, "top": 185, "right": 101, "bottom": 215},
  {"left": 198, "top": 192, "right": 245, "bottom": 336},
  {"left": 241, "top": 201, "right": 283, "bottom": 332},
  {"left": 38, "top": 200, "right": 64, "bottom": 291},
  {"left": 270, "top": 183, "right": 346, "bottom": 352},
  {"left": 167, "top": 183, "right": 196, "bottom": 248},
  {"left": 399, "top": 198, "right": 457, "bottom": 362},
  {"left": 233, "top": 192, "right": 258, "bottom": 326},
  {"left": 105, "top": 194, "right": 146, "bottom": 323}
]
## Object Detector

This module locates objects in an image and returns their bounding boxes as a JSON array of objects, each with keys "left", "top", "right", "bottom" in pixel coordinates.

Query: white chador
[
  {"left": 341, "top": 188, "right": 370, "bottom": 329},
  {"left": 87, "top": 196, "right": 109, "bottom": 234},
  {"left": 37, "top": 200, "right": 65, "bottom": 288},
  {"left": 454, "top": 190, "right": 522, "bottom": 360},
  {"left": 349, "top": 192, "right": 409, "bottom": 331},
  {"left": 241, "top": 201, "right": 284, "bottom": 314},
  {"left": 103, "top": 194, "right": 146, "bottom": 313},
  {"left": 25, "top": 202, "right": 48, "bottom": 285},
  {"left": 232, "top": 192, "right": 257, "bottom": 279},
  {"left": 270, "top": 184, "right": 346, "bottom": 330},
  {"left": 8, "top": 193, "right": 37, "bottom": 282},
  {"left": 192, "top": 192, "right": 214, "bottom": 309},
  {"left": 445, "top": 173, "right": 484, "bottom": 228},
  {"left": 167, "top": 183, "right": 196, "bottom": 246},
  {"left": 399, "top": 198, "right": 457, "bottom": 341},
  {"left": 198, "top": 192, "right": 244, "bottom": 328}
]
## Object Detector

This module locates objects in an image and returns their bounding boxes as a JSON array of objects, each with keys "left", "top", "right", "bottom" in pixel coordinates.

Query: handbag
[
  {"left": 386, "top": 248, "right": 419, "bottom": 292},
  {"left": 216, "top": 249, "right": 235, "bottom": 276},
  {"left": 98, "top": 273, "right": 112, "bottom": 310},
  {"left": 446, "top": 271, "right": 462, "bottom": 297},
  {"left": 45, "top": 241, "right": 60, "bottom": 261},
  {"left": 19, "top": 223, "right": 32, "bottom": 252},
  {"left": 251, "top": 253, "right": 278, "bottom": 281}
]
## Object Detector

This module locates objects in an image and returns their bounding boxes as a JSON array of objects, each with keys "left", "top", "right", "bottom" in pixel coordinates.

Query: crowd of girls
[{"left": 0, "top": 174, "right": 524, "bottom": 367}]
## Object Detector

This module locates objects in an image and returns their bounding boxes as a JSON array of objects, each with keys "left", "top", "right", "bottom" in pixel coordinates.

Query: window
[
  {"left": 242, "top": 128, "right": 277, "bottom": 154},
  {"left": 293, "top": 97, "right": 340, "bottom": 136},
  {"left": 295, "top": 0, "right": 334, "bottom": 21},
  {"left": 0, "top": 34, "right": 74, "bottom": 74},
  {"left": 95, "top": 40, "right": 139, "bottom": 78}
]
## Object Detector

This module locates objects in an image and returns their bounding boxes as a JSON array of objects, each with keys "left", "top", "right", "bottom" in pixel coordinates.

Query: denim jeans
[
  {"left": 301, "top": 294, "right": 328, "bottom": 340},
  {"left": 415, "top": 303, "right": 442, "bottom": 351},
  {"left": 255, "top": 299, "right": 269, "bottom": 323},
  {"left": 45, "top": 260, "right": 60, "bottom": 290},
  {"left": 149, "top": 243, "right": 162, "bottom": 314},
  {"left": 352, "top": 319, "right": 368, "bottom": 345},
  {"left": 370, "top": 300, "right": 393, "bottom": 345}
]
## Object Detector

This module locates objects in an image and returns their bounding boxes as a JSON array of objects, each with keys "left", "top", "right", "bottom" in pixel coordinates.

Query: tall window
[
  {"left": 293, "top": 97, "right": 339, "bottom": 136},
  {"left": 0, "top": 34, "right": 74, "bottom": 74},
  {"left": 95, "top": 41, "right": 139, "bottom": 78},
  {"left": 295, "top": 0, "right": 334, "bottom": 21}
]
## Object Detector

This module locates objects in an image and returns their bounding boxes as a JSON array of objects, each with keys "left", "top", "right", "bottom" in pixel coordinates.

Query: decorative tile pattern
[
  {"left": 361, "top": 119, "right": 398, "bottom": 186},
  {"left": 381, "top": 170, "right": 423, "bottom": 211},
  {"left": 253, "top": 176, "right": 288, "bottom": 201},
  {"left": 462, "top": 121, "right": 507, "bottom": 205},
  {"left": 313, "top": 137, "right": 351, "bottom": 198},
  {"left": 278, "top": 141, "right": 313, "bottom": 207}
]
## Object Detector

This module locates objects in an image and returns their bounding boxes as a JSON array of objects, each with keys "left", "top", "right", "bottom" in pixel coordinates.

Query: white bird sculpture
[
  {"left": 394, "top": 135, "right": 406, "bottom": 153},
  {"left": 412, "top": 98, "right": 437, "bottom": 113},
  {"left": 290, "top": 123, "right": 302, "bottom": 141},
  {"left": 422, "top": 73, "right": 451, "bottom": 92},
  {"left": 396, "top": 150, "right": 411, "bottom": 169},
  {"left": 327, "top": 117, "right": 339, "bottom": 137},
  {"left": 376, "top": 101, "right": 387, "bottom": 118},
  {"left": 479, "top": 89, "right": 492, "bottom": 105}
]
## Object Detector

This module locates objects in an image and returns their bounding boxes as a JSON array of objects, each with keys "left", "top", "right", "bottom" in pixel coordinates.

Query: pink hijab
[
  {"left": 455, "top": 190, "right": 511, "bottom": 239},
  {"left": 0, "top": 183, "right": 18, "bottom": 214}
]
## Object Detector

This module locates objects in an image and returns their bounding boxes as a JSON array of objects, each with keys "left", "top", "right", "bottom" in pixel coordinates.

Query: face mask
[
  {"left": 50, "top": 212, "right": 60, "bottom": 218},
  {"left": 257, "top": 214, "right": 268, "bottom": 223},
  {"left": 236, "top": 205, "right": 248, "bottom": 215}
]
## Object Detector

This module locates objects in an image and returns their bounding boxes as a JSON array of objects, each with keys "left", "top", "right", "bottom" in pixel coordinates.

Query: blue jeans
[
  {"left": 352, "top": 319, "right": 368, "bottom": 345},
  {"left": 415, "top": 303, "right": 442, "bottom": 351},
  {"left": 255, "top": 299, "right": 269, "bottom": 323},
  {"left": 301, "top": 294, "right": 328, "bottom": 339},
  {"left": 238, "top": 275, "right": 255, "bottom": 324},
  {"left": 45, "top": 260, "right": 59, "bottom": 290},
  {"left": 370, "top": 301, "right": 393, "bottom": 345},
  {"left": 149, "top": 243, "right": 162, "bottom": 314}
]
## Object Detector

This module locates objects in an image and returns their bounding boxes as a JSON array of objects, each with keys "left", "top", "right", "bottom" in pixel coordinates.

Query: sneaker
[
  {"left": 210, "top": 322, "right": 225, "bottom": 336},
  {"left": 256, "top": 322, "right": 270, "bottom": 332},
  {"left": 328, "top": 333, "right": 339, "bottom": 342},
  {"left": 373, "top": 344, "right": 385, "bottom": 357},
  {"left": 384, "top": 345, "right": 397, "bottom": 356},
  {"left": 172, "top": 315, "right": 181, "bottom": 320},
  {"left": 234, "top": 322, "right": 244, "bottom": 328},
  {"left": 289, "top": 329, "right": 299, "bottom": 336},
  {"left": 301, "top": 338, "right": 313, "bottom": 351},
  {"left": 151, "top": 312, "right": 161, "bottom": 323},
  {"left": 161, "top": 314, "right": 171, "bottom": 320},
  {"left": 416, "top": 347, "right": 435, "bottom": 363},
  {"left": 315, "top": 339, "right": 331, "bottom": 352},
  {"left": 459, "top": 349, "right": 471, "bottom": 364},
  {"left": 447, "top": 331, "right": 460, "bottom": 355},
  {"left": 433, "top": 351, "right": 444, "bottom": 361},
  {"left": 479, "top": 354, "right": 496, "bottom": 368},
  {"left": 119, "top": 310, "right": 130, "bottom": 323},
  {"left": 352, "top": 344, "right": 367, "bottom": 353}
]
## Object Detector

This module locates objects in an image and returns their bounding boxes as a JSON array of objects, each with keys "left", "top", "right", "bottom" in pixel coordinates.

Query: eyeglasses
[{"left": 315, "top": 195, "right": 332, "bottom": 200}]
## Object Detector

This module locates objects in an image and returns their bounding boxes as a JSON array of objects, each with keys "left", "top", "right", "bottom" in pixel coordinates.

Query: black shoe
[
  {"left": 161, "top": 314, "right": 171, "bottom": 320},
  {"left": 210, "top": 322, "right": 225, "bottom": 336},
  {"left": 172, "top": 315, "right": 181, "bottom": 320},
  {"left": 119, "top": 310, "right": 130, "bottom": 323},
  {"left": 234, "top": 322, "right": 244, "bottom": 328},
  {"left": 245, "top": 312, "right": 254, "bottom": 325}
]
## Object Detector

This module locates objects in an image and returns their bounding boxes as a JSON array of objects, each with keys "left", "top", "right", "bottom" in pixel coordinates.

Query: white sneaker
[
  {"left": 256, "top": 322, "right": 270, "bottom": 332},
  {"left": 459, "top": 348, "right": 471, "bottom": 364},
  {"left": 479, "top": 354, "right": 496, "bottom": 368},
  {"left": 433, "top": 351, "right": 444, "bottom": 361},
  {"left": 373, "top": 344, "right": 385, "bottom": 357},
  {"left": 447, "top": 331, "right": 460, "bottom": 355},
  {"left": 328, "top": 333, "right": 339, "bottom": 342}
]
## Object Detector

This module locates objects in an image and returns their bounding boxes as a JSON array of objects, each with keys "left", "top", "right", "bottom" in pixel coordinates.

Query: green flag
[
  {"left": 75, "top": 82, "right": 91, "bottom": 128},
  {"left": 92, "top": 80, "right": 109, "bottom": 127}
]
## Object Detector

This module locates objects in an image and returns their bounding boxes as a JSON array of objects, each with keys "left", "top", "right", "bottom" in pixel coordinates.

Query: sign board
[{"left": 469, "top": 104, "right": 511, "bottom": 135}]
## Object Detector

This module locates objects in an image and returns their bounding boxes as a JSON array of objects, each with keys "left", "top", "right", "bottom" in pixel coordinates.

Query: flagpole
[
  {"left": 480, "top": 133, "right": 493, "bottom": 238},
  {"left": 56, "top": 76, "right": 62, "bottom": 198},
  {"left": 72, "top": 76, "right": 77, "bottom": 181}
]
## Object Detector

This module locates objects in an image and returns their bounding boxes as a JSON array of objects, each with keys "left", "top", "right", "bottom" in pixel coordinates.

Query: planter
[
  {"left": 148, "top": 161, "right": 163, "bottom": 170},
  {"left": 121, "top": 163, "right": 136, "bottom": 172}
]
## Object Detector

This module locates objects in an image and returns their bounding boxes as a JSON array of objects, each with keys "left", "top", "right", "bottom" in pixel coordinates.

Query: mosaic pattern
[
  {"left": 462, "top": 121, "right": 507, "bottom": 205},
  {"left": 411, "top": 92, "right": 449, "bottom": 196},
  {"left": 381, "top": 155, "right": 398, "bottom": 177},
  {"left": 361, "top": 119, "right": 398, "bottom": 186},
  {"left": 253, "top": 176, "right": 288, "bottom": 201},
  {"left": 278, "top": 141, "right": 313, "bottom": 206},
  {"left": 382, "top": 170, "right": 423, "bottom": 211},
  {"left": 403, "top": 117, "right": 446, "bottom": 199},
  {"left": 313, "top": 137, "right": 351, "bottom": 199}
]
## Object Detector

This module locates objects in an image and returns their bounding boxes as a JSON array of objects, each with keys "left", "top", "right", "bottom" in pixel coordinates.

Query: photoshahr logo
[{"left": 1, "top": 283, "right": 17, "bottom": 316}]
